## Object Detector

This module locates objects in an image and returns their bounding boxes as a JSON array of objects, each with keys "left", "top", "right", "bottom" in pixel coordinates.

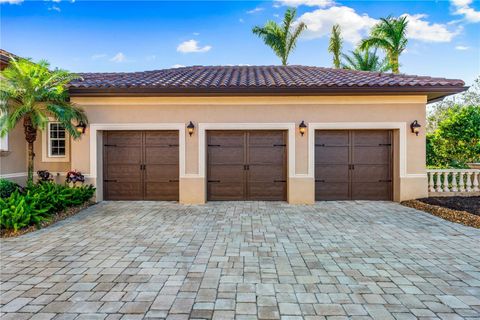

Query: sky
[{"left": 1, "top": 0, "right": 479, "bottom": 85}]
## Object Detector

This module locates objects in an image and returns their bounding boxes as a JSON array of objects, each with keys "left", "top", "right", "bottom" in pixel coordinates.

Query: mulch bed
[
  {"left": 1, "top": 201, "right": 94, "bottom": 238},
  {"left": 402, "top": 197, "right": 480, "bottom": 229}
]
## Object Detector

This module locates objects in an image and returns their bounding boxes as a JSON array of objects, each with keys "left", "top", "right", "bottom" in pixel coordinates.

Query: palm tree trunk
[
  {"left": 391, "top": 53, "right": 399, "bottom": 74},
  {"left": 23, "top": 116, "right": 37, "bottom": 185}
]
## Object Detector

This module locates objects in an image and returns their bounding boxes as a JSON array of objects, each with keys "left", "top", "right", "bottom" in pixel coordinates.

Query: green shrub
[
  {"left": 0, "top": 191, "right": 51, "bottom": 231},
  {"left": 0, "top": 182, "right": 95, "bottom": 232},
  {"left": 0, "top": 179, "right": 20, "bottom": 198}
]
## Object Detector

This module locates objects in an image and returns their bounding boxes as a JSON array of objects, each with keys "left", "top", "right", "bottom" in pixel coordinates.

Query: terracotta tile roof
[{"left": 70, "top": 65, "right": 464, "bottom": 90}]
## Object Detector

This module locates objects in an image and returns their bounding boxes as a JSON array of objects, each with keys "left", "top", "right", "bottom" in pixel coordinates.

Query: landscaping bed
[
  {"left": 402, "top": 196, "right": 480, "bottom": 229},
  {"left": 1, "top": 179, "right": 95, "bottom": 237}
]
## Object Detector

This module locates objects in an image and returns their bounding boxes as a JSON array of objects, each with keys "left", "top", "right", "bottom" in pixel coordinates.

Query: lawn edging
[{"left": 402, "top": 199, "right": 480, "bottom": 229}]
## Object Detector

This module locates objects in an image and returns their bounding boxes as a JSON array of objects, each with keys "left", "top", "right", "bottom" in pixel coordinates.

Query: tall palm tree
[
  {"left": 341, "top": 48, "right": 391, "bottom": 72},
  {"left": 0, "top": 58, "right": 87, "bottom": 184},
  {"left": 252, "top": 8, "right": 307, "bottom": 66},
  {"left": 328, "top": 24, "right": 343, "bottom": 68},
  {"left": 359, "top": 16, "right": 408, "bottom": 74}
]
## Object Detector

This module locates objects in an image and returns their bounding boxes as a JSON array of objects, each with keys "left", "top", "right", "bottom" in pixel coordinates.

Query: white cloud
[
  {"left": 51, "top": 0, "right": 61, "bottom": 3},
  {"left": 275, "top": 0, "right": 333, "bottom": 8},
  {"left": 91, "top": 53, "right": 107, "bottom": 60},
  {"left": 297, "top": 6, "right": 377, "bottom": 43},
  {"left": 239, "top": 18, "right": 245, "bottom": 23},
  {"left": 247, "top": 7, "right": 264, "bottom": 14},
  {"left": 48, "top": 5, "right": 61, "bottom": 12},
  {"left": 403, "top": 14, "right": 460, "bottom": 42},
  {"left": 193, "top": 32, "right": 200, "bottom": 36},
  {"left": 0, "top": 0, "right": 23, "bottom": 4},
  {"left": 451, "top": 0, "right": 480, "bottom": 23},
  {"left": 455, "top": 45, "right": 470, "bottom": 50},
  {"left": 177, "top": 39, "right": 211, "bottom": 53},
  {"left": 110, "top": 52, "right": 126, "bottom": 63},
  {"left": 171, "top": 64, "right": 185, "bottom": 68}
]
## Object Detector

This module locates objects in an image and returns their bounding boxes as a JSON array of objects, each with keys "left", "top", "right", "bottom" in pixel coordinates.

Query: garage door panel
[
  {"left": 145, "top": 164, "right": 179, "bottom": 181},
  {"left": 104, "top": 182, "right": 143, "bottom": 200},
  {"left": 315, "top": 147, "right": 349, "bottom": 164},
  {"left": 249, "top": 146, "right": 285, "bottom": 164},
  {"left": 315, "top": 130, "right": 349, "bottom": 146},
  {"left": 248, "top": 182, "right": 285, "bottom": 200},
  {"left": 145, "top": 131, "right": 178, "bottom": 146},
  {"left": 208, "top": 131, "right": 245, "bottom": 146},
  {"left": 145, "top": 182, "right": 179, "bottom": 201},
  {"left": 208, "top": 147, "right": 244, "bottom": 164},
  {"left": 248, "top": 131, "right": 285, "bottom": 146},
  {"left": 353, "top": 147, "right": 390, "bottom": 164},
  {"left": 352, "top": 130, "right": 390, "bottom": 146},
  {"left": 248, "top": 164, "right": 284, "bottom": 181},
  {"left": 106, "top": 165, "right": 142, "bottom": 182},
  {"left": 105, "top": 147, "right": 141, "bottom": 164},
  {"left": 352, "top": 165, "right": 390, "bottom": 182},
  {"left": 208, "top": 182, "right": 245, "bottom": 200},
  {"left": 209, "top": 165, "right": 244, "bottom": 181},
  {"left": 316, "top": 182, "right": 349, "bottom": 200},
  {"left": 145, "top": 146, "right": 179, "bottom": 164},
  {"left": 351, "top": 182, "right": 391, "bottom": 200},
  {"left": 105, "top": 131, "right": 142, "bottom": 146},
  {"left": 315, "top": 164, "right": 349, "bottom": 182}
]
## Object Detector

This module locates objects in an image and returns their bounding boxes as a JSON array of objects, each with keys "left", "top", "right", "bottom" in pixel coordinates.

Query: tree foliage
[
  {"left": 341, "top": 48, "right": 391, "bottom": 72},
  {"left": 252, "top": 8, "right": 306, "bottom": 66},
  {"left": 0, "top": 58, "right": 88, "bottom": 183},
  {"left": 360, "top": 16, "right": 408, "bottom": 74},
  {"left": 328, "top": 24, "right": 342, "bottom": 69}
]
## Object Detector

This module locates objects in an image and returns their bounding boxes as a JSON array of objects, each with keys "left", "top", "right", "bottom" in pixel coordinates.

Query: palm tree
[
  {"left": 328, "top": 24, "right": 343, "bottom": 68},
  {"left": 341, "top": 48, "right": 391, "bottom": 72},
  {"left": 0, "top": 58, "right": 87, "bottom": 184},
  {"left": 252, "top": 8, "right": 307, "bottom": 66},
  {"left": 359, "top": 16, "right": 408, "bottom": 74}
]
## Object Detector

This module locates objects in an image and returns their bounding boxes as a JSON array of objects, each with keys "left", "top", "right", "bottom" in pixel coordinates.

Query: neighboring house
[{"left": 1, "top": 51, "right": 466, "bottom": 204}]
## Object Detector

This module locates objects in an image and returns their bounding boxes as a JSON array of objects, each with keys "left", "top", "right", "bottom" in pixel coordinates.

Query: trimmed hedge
[{"left": 0, "top": 182, "right": 95, "bottom": 232}]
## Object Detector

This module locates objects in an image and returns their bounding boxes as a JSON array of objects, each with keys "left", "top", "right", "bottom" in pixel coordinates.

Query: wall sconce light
[
  {"left": 299, "top": 120, "right": 307, "bottom": 136},
  {"left": 187, "top": 121, "right": 195, "bottom": 136},
  {"left": 76, "top": 121, "right": 87, "bottom": 134},
  {"left": 410, "top": 120, "right": 421, "bottom": 136}
]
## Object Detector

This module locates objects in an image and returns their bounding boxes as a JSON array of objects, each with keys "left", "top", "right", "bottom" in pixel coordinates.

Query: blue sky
[{"left": 1, "top": 0, "right": 479, "bottom": 84}]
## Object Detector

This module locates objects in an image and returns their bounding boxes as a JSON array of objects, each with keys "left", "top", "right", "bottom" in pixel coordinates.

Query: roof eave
[{"left": 68, "top": 85, "right": 468, "bottom": 101}]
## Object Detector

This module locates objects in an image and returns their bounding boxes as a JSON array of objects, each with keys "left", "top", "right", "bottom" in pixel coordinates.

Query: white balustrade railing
[{"left": 427, "top": 169, "right": 480, "bottom": 195}]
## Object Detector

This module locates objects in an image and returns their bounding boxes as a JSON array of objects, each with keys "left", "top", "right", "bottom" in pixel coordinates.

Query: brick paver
[{"left": 1, "top": 201, "right": 479, "bottom": 319}]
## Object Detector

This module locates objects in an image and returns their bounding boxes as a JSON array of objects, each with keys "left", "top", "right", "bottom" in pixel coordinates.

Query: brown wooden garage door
[
  {"left": 207, "top": 131, "right": 287, "bottom": 201},
  {"left": 103, "top": 131, "right": 179, "bottom": 200},
  {"left": 315, "top": 130, "right": 392, "bottom": 201}
]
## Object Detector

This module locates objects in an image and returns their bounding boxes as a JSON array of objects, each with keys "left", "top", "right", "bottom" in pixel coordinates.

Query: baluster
[
  {"left": 443, "top": 172, "right": 450, "bottom": 192},
  {"left": 472, "top": 172, "right": 479, "bottom": 192},
  {"left": 450, "top": 171, "right": 458, "bottom": 192},
  {"left": 435, "top": 173, "right": 442, "bottom": 192},
  {"left": 428, "top": 172, "right": 434, "bottom": 192},
  {"left": 466, "top": 172, "right": 473, "bottom": 192},
  {"left": 458, "top": 172, "right": 465, "bottom": 192}
]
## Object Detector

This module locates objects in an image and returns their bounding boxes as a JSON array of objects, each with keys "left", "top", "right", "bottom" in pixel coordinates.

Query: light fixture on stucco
[
  {"left": 299, "top": 120, "right": 307, "bottom": 136},
  {"left": 410, "top": 120, "right": 421, "bottom": 136},
  {"left": 187, "top": 121, "right": 195, "bottom": 136},
  {"left": 76, "top": 121, "right": 87, "bottom": 134}
]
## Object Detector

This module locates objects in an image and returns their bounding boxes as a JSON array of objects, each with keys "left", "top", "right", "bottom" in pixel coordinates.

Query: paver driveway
[{"left": 1, "top": 201, "right": 480, "bottom": 320}]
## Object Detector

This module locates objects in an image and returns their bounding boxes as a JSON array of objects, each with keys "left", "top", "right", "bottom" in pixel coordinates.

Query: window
[{"left": 48, "top": 122, "right": 66, "bottom": 157}]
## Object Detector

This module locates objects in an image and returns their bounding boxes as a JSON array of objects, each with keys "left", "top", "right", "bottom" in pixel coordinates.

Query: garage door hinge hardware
[
  {"left": 273, "top": 144, "right": 286, "bottom": 147},
  {"left": 169, "top": 179, "right": 179, "bottom": 182},
  {"left": 379, "top": 143, "right": 391, "bottom": 146},
  {"left": 315, "top": 179, "right": 325, "bottom": 182},
  {"left": 208, "top": 180, "right": 220, "bottom": 183},
  {"left": 379, "top": 179, "right": 392, "bottom": 182},
  {"left": 315, "top": 144, "right": 325, "bottom": 147},
  {"left": 208, "top": 144, "right": 221, "bottom": 147},
  {"left": 104, "top": 179, "right": 117, "bottom": 182},
  {"left": 104, "top": 144, "right": 117, "bottom": 147},
  {"left": 168, "top": 144, "right": 179, "bottom": 147},
  {"left": 274, "top": 180, "right": 286, "bottom": 182}
]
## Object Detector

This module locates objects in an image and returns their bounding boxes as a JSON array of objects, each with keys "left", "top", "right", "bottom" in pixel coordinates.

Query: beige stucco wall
[{"left": 68, "top": 95, "right": 428, "bottom": 204}]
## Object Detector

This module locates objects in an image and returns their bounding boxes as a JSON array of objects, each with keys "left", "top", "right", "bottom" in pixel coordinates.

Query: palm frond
[{"left": 328, "top": 24, "right": 343, "bottom": 68}]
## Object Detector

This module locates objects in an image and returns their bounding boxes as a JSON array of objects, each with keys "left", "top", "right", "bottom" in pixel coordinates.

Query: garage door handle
[
  {"left": 169, "top": 179, "right": 179, "bottom": 182},
  {"left": 274, "top": 180, "right": 286, "bottom": 182},
  {"left": 104, "top": 179, "right": 117, "bottom": 182},
  {"left": 208, "top": 180, "right": 220, "bottom": 183}
]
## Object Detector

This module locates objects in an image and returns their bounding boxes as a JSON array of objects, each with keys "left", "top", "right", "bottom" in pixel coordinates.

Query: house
[{"left": 1, "top": 51, "right": 466, "bottom": 204}]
